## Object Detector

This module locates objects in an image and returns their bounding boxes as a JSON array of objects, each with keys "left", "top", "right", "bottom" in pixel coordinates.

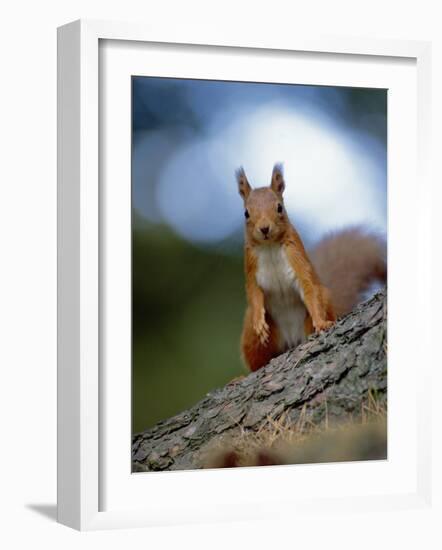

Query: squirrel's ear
[
  {"left": 270, "top": 163, "right": 285, "bottom": 197},
  {"left": 236, "top": 167, "right": 252, "bottom": 200}
]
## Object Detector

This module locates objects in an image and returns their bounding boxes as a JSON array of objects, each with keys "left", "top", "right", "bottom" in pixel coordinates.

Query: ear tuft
[
  {"left": 236, "top": 166, "right": 252, "bottom": 200},
  {"left": 270, "top": 163, "right": 285, "bottom": 196}
]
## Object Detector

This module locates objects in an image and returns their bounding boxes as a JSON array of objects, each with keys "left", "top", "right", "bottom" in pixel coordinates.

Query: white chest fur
[{"left": 255, "top": 245, "right": 307, "bottom": 350}]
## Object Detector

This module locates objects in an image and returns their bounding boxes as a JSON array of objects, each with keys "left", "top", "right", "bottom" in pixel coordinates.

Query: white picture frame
[{"left": 57, "top": 19, "right": 432, "bottom": 531}]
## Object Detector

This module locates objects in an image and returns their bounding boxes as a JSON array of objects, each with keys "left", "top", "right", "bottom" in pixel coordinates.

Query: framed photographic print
[{"left": 57, "top": 20, "right": 432, "bottom": 530}]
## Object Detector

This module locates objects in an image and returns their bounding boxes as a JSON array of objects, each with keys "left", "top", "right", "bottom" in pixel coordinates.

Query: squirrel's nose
[{"left": 260, "top": 226, "right": 270, "bottom": 236}]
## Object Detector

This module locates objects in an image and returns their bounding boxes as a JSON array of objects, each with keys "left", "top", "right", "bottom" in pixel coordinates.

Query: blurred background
[{"left": 132, "top": 77, "right": 387, "bottom": 433}]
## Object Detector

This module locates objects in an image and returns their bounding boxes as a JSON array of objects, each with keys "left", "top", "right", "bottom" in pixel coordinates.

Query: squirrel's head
[{"left": 236, "top": 163, "right": 288, "bottom": 245}]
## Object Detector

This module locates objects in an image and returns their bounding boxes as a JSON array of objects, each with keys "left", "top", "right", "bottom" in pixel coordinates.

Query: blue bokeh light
[{"left": 132, "top": 78, "right": 387, "bottom": 246}]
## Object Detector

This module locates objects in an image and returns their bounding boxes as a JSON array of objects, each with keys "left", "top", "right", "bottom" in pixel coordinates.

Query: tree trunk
[{"left": 132, "top": 289, "right": 387, "bottom": 472}]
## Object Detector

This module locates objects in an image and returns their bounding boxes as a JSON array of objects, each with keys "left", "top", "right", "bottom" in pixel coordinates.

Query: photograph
[
  {"left": 131, "top": 76, "right": 388, "bottom": 472},
  {"left": 8, "top": 2, "right": 434, "bottom": 541}
]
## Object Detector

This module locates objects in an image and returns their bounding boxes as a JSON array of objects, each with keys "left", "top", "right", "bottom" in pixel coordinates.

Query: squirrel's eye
[
  {"left": 244, "top": 209, "right": 250, "bottom": 219},
  {"left": 277, "top": 203, "right": 283, "bottom": 213}
]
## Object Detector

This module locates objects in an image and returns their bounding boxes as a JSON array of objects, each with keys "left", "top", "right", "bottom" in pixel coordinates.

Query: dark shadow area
[{"left": 26, "top": 503, "right": 57, "bottom": 522}]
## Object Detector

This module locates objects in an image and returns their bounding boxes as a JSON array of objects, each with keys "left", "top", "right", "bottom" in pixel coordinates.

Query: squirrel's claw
[
  {"left": 314, "top": 319, "right": 334, "bottom": 332},
  {"left": 254, "top": 313, "right": 270, "bottom": 346},
  {"left": 258, "top": 329, "right": 270, "bottom": 346}
]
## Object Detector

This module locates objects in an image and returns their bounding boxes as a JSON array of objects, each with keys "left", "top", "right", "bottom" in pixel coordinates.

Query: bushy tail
[{"left": 310, "top": 226, "right": 386, "bottom": 318}]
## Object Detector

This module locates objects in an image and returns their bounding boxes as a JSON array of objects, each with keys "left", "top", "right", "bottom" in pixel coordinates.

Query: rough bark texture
[{"left": 132, "top": 289, "right": 387, "bottom": 472}]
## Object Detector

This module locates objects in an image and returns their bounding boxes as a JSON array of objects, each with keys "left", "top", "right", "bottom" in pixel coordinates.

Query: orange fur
[
  {"left": 241, "top": 306, "right": 280, "bottom": 372},
  {"left": 309, "top": 227, "right": 386, "bottom": 318},
  {"left": 237, "top": 165, "right": 386, "bottom": 372},
  {"left": 282, "top": 227, "right": 336, "bottom": 331}
]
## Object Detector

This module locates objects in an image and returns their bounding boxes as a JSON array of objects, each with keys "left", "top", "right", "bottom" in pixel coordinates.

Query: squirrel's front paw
[
  {"left": 314, "top": 319, "right": 334, "bottom": 332},
  {"left": 253, "top": 311, "right": 270, "bottom": 346}
]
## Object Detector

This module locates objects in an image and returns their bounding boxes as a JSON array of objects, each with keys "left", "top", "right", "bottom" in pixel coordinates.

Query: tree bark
[{"left": 132, "top": 289, "right": 387, "bottom": 472}]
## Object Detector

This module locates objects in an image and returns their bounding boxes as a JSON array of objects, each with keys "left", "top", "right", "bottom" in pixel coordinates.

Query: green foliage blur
[{"left": 132, "top": 213, "right": 246, "bottom": 433}]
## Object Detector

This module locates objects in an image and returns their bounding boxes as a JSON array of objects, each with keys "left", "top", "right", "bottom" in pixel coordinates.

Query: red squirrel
[{"left": 237, "top": 164, "right": 386, "bottom": 372}]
